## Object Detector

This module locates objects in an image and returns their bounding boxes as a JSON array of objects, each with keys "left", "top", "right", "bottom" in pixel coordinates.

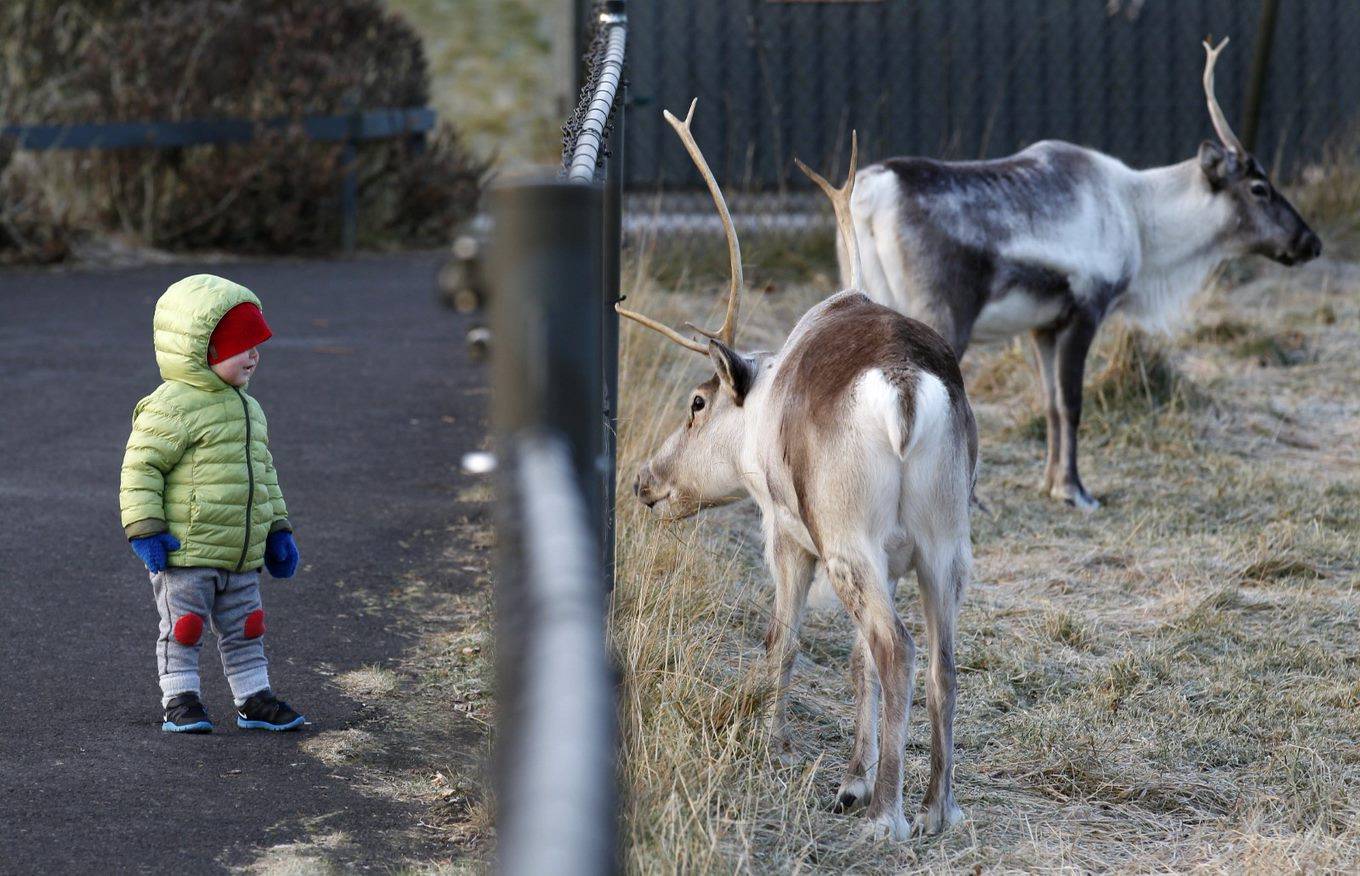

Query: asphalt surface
[{"left": 0, "top": 253, "right": 486, "bottom": 872}]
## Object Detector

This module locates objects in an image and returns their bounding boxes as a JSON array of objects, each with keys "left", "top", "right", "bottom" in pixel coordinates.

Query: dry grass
[
  {"left": 336, "top": 666, "right": 402, "bottom": 702},
  {"left": 246, "top": 832, "right": 351, "bottom": 876},
  {"left": 300, "top": 729, "right": 386, "bottom": 768},
  {"left": 610, "top": 242, "right": 1360, "bottom": 871}
]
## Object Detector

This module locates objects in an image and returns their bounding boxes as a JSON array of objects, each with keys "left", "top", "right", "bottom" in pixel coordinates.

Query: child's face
[{"left": 210, "top": 347, "right": 260, "bottom": 387}]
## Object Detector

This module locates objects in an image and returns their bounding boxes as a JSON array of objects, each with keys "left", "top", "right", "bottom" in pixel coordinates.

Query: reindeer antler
[
  {"left": 795, "top": 130, "right": 861, "bottom": 292},
  {"left": 1202, "top": 37, "right": 1245, "bottom": 155},
  {"left": 614, "top": 305, "right": 708, "bottom": 354},
  {"left": 616, "top": 99, "right": 744, "bottom": 355}
]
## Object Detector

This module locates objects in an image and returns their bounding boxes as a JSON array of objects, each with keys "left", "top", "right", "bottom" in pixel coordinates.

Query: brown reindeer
[{"left": 621, "top": 101, "right": 977, "bottom": 838}]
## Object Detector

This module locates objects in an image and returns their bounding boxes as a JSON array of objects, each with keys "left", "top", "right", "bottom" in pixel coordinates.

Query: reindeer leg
[
  {"left": 825, "top": 548, "right": 913, "bottom": 841},
  {"left": 835, "top": 554, "right": 910, "bottom": 813},
  {"left": 1029, "top": 327, "right": 1062, "bottom": 495},
  {"left": 910, "top": 539, "right": 969, "bottom": 836},
  {"left": 1052, "top": 314, "right": 1100, "bottom": 511},
  {"left": 832, "top": 631, "right": 879, "bottom": 813},
  {"left": 763, "top": 528, "right": 816, "bottom": 763}
]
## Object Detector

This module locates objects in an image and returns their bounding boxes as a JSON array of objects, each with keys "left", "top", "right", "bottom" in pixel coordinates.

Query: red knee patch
[
  {"left": 172, "top": 614, "right": 204, "bottom": 646},
  {"left": 243, "top": 609, "right": 266, "bottom": 639}
]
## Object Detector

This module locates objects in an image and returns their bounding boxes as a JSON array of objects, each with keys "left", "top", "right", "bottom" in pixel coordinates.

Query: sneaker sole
[
  {"left": 162, "top": 720, "right": 213, "bottom": 733},
  {"left": 236, "top": 715, "right": 305, "bottom": 731}
]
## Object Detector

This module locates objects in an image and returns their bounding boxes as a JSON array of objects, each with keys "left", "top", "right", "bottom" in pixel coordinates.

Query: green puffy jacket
[{"left": 120, "top": 274, "right": 290, "bottom": 571}]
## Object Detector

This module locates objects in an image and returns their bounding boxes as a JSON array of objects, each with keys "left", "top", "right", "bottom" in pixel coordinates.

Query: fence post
[
  {"left": 489, "top": 178, "right": 606, "bottom": 526},
  {"left": 600, "top": 82, "right": 625, "bottom": 587},
  {"left": 341, "top": 95, "right": 360, "bottom": 253},
  {"left": 1242, "top": 0, "right": 1280, "bottom": 155},
  {"left": 489, "top": 175, "right": 613, "bottom": 875}
]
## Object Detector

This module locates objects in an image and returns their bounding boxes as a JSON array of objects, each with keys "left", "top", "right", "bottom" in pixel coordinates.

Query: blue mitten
[
  {"left": 131, "top": 532, "right": 181, "bottom": 574},
  {"left": 265, "top": 530, "right": 300, "bottom": 579}
]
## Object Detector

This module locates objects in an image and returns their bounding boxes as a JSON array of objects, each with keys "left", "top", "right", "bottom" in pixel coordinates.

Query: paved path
[{"left": 0, "top": 254, "right": 485, "bottom": 872}]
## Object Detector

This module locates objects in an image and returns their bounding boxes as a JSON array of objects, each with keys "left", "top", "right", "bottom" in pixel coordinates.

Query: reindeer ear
[
  {"left": 1198, "top": 140, "right": 1238, "bottom": 188},
  {"left": 707, "top": 340, "right": 756, "bottom": 406}
]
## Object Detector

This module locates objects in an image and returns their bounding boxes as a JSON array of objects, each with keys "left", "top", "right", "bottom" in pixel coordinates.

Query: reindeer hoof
[
  {"left": 1050, "top": 483, "right": 1100, "bottom": 512},
  {"left": 831, "top": 777, "right": 871, "bottom": 813},
  {"left": 910, "top": 802, "right": 964, "bottom": 837},
  {"left": 862, "top": 811, "right": 911, "bottom": 842}
]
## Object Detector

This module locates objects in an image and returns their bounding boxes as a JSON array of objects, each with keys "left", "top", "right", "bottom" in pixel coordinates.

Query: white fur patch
[
  {"left": 849, "top": 167, "right": 903, "bottom": 306},
  {"left": 857, "top": 369, "right": 907, "bottom": 456},
  {"left": 906, "top": 372, "right": 951, "bottom": 458},
  {"left": 972, "top": 290, "right": 1067, "bottom": 343},
  {"left": 855, "top": 367, "right": 951, "bottom": 461}
]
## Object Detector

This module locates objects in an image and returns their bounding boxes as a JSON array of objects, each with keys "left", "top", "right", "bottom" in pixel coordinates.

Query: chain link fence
[{"left": 623, "top": 0, "right": 1360, "bottom": 251}]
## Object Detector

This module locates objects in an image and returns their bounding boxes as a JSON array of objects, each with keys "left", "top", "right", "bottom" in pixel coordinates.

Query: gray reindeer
[
  {"left": 844, "top": 38, "right": 1321, "bottom": 509},
  {"left": 620, "top": 101, "right": 977, "bottom": 839}
]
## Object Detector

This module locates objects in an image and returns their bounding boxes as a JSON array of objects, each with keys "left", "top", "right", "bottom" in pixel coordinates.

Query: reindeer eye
[
  {"left": 691, "top": 395, "right": 706, "bottom": 414},
  {"left": 1250, "top": 181, "right": 1269, "bottom": 198}
]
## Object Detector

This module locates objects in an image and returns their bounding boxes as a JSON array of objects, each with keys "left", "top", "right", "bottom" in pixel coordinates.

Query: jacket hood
[{"left": 153, "top": 274, "right": 263, "bottom": 390}]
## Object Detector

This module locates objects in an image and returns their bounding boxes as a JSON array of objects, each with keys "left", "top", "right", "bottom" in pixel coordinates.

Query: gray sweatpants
[{"left": 152, "top": 567, "right": 271, "bottom": 707}]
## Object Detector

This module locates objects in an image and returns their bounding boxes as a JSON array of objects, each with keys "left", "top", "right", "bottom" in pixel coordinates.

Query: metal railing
[
  {"left": 490, "top": 2, "right": 626, "bottom": 873},
  {"left": 1, "top": 106, "right": 434, "bottom": 253},
  {"left": 496, "top": 434, "right": 614, "bottom": 874}
]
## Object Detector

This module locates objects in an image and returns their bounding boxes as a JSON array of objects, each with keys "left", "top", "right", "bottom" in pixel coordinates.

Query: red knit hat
[{"left": 208, "top": 302, "right": 273, "bottom": 365}]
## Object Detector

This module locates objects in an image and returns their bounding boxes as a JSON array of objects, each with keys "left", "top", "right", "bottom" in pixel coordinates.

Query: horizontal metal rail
[
  {"left": 1, "top": 107, "right": 435, "bottom": 152},
  {"left": 1, "top": 106, "right": 435, "bottom": 253},
  {"left": 566, "top": 7, "right": 627, "bottom": 183},
  {"left": 498, "top": 433, "right": 614, "bottom": 876}
]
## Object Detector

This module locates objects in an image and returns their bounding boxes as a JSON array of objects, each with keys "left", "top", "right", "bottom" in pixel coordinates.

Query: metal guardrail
[
  {"left": 490, "top": 3, "right": 626, "bottom": 874},
  {"left": 1, "top": 106, "right": 435, "bottom": 252},
  {"left": 497, "top": 434, "right": 614, "bottom": 875},
  {"left": 0, "top": 107, "right": 434, "bottom": 151},
  {"left": 567, "top": 8, "right": 627, "bottom": 183}
]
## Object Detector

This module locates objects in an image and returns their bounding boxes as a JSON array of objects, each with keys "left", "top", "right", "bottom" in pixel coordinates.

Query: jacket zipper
[{"left": 234, "top": 387, "right": 254, "bottom": 572}]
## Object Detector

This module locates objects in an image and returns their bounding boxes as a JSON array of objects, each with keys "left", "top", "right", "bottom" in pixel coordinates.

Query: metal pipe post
[
  {"left": 341, "top": 97, "right": 361, "bottom": 253},
  {"left": 1242, "top": 0, "right": 1280, "bottom": 155},
  {"left": 488, "top": 176, "right": 606, "bottom": 542},
  {"left": 600, "top": 85, "right": 624, "bottom": 587},
  {"left": 489, "top": 176, "right": 612, "bottom": 875}
]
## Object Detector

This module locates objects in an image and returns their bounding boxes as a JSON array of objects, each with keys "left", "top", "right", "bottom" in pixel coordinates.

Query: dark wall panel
[{"left": 625, "top": 0, "right": 1358, "bottom": 189}]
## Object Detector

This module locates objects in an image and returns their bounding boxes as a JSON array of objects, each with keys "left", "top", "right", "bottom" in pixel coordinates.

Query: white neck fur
[{"left": 1122, "top": 159, "right": 1238, "bottom": 333}]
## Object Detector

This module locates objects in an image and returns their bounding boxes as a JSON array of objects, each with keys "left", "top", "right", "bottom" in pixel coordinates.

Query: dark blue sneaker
[
  {"left": 235, "top": 689, "right": 305, "bottom": 731},
  {"left": 162, "top": 692, "right": 213, "bottom": 733}
]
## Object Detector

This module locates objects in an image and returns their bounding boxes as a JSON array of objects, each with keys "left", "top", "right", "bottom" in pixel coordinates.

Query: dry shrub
[
  {"left": 0, "top": 151, "right": 71, "bottom": 262},
  {"left": 0, "top": 0, "right": 484, "bottom": 258},
  {"left": 1231, "top": 329, "right": 1312, "bottom": 367},
  {"left": 998, "top": 324, "right": 1202, "bottom": 450},
  {"left": 1088, "top": 324, "right": 1200, "bottom": 418},
  {"left": 964, "top": 336, "right": 1033, "bottom": 403}
]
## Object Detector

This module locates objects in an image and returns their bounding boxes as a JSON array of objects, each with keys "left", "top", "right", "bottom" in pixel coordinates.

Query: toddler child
[{"left": 120, "top": 274, "right": 304, "bottom": 733}]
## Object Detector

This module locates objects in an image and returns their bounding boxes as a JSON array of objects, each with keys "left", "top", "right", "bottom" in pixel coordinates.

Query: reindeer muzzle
[
  {"left": 634, "top": 467, "right": 665, "bottom": 509},
  {"left": 1294, "top": 230, "right": 1322, "bottom": 264}
]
